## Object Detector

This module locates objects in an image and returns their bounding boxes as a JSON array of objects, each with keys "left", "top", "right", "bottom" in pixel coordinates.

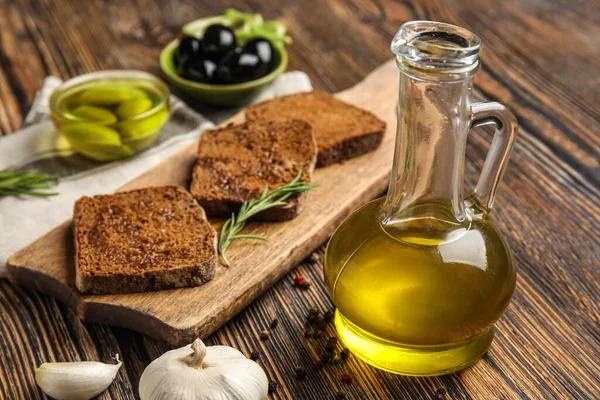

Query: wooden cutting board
[{"left": 6, "top": 59, "right": 398, "bottom": 346}]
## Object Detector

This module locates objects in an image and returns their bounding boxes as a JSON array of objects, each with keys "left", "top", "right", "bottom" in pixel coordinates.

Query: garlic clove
[{"left": 35, "top": 354, "right": 122, "bottom": 400}]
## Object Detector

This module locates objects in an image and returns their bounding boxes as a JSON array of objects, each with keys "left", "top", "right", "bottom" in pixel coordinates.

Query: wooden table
[{"left": 1, "top": 0, "right": 599, "bottom": 399}]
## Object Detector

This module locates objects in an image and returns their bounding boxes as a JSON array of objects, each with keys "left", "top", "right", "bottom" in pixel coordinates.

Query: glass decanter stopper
[{"left": 324, "top": 21, "right": 518, "bottom": 376}]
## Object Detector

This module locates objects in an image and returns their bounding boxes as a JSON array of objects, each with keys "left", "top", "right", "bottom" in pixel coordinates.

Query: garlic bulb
[
  {"left": 35, "top": 354, "right": 122, "bottom": 400},
  {"left": 139, "top": 339, "right": 268, "bottom": 400}
]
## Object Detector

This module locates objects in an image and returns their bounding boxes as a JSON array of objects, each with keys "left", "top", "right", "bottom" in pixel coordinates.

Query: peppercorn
[
  {"left": 341, "top": 373, "right": 353, "bottom": 384},
  {"left": 308, "top": 306, "right": 320, "bottom": 316},
  {"left": 307, "top": 314, "right": 317, "bottom": 324},
  {"left": 310, "top": 253, "right": 319, "bottom": 263},
  {"left": 435, "top": 388, "right": 447, "bottom": 399},
  {"left": 315, "top": 329, "right": 324, "bottom": 337},
  {"left": 300, "top": 279, "right": 312, "bottom": 290},
  {"left": 327, "top": 336, "right": 338, "bottom": 344},
  {"left": 295, "top": 367, "right": 307, "bottom": 380},
  {"left": 268, "top": 381, "right": 277, "bottom": 393},
  {"left": 323, "top": 310, "right": 334, "bottom": 322},
  {"left": 340, "top": 348, "right": 351, "bottom": 360},
  {"left": 320, "top": 352, "right": 332, "bottom": 363},
  {"left": 303, "top": 329, "right": 313, "bottom": 338},
  {"left": 270, "top": 318, "right": 279, "bottom": 329},
  {"left": 294, "top": 275, "right": 305, "bottom": 286},
  {"left": 315, "top": 317, "right": 328, "bottom": 330},
  {"left": 250, "top": 351, "right": 260, "bottom": 361},
  {"left": 260, "top": 330, "right": 270, "bottom": 340},
  {"left": 324, "top": 342, "right": 336, "bottom": 353},
  {"left": 314, "top": 361, "right": 324, "bottom": 370},
  {"left": 336, "top": 391, "right": 346, "bottom": 399}
]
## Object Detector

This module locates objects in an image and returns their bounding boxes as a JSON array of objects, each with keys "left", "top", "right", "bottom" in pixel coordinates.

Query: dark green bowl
[{"left": 159, "top": 39, "right": 288, "bottom": 106}]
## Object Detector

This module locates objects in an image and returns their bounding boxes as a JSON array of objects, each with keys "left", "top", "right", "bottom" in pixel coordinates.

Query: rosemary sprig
[
  {"left": 0, "top": 168, "right": 59, "bottom": 197},
  {"left": 218, "top": 171, "right": 318, "bottom": 266}
]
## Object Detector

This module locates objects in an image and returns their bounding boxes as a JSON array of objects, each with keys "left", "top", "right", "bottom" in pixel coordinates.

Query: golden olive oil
[{"left": 325, "top": 198, "right": 515, "bottom": 375}]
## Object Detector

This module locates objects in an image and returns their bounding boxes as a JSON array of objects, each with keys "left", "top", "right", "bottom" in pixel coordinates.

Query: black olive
[
  {"left": 217, "top": 49, "right": 268, "bottom": 84},
  {"left": 175, "top": 36, "right": 203, "bottom": 67},
  {"left": 202, "top": 24, "right": 237, "bottom": 60},
  {"left": 180, "top": 57, "right": 218, "bottom": 83},
  {"left": 243, "top": 38, "right": 276, "bottom": 71}
]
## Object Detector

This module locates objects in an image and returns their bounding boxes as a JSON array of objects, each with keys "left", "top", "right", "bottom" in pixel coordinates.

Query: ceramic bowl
[{"left": 159, "top": 39, "right": 287, "bottom": 106}]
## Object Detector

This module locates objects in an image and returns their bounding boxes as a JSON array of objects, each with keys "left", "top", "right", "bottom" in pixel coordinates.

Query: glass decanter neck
[
  {"left": 382, "top": 21, "right": 483, "bottom": 244},
  {"left": 391, "top": 21, "right": 482, "bottom": 82}
]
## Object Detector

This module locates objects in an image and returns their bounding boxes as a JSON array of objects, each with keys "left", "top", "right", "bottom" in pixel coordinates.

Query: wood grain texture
[
  {"left": 0, "top": 0, "right": 599, "bottom": 399},
  {"left": 6, "top": 60, "right": 398, "bottom": 345}
]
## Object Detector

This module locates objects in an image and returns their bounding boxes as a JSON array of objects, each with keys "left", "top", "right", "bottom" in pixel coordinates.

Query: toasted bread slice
[
  {"left": 246, "top": 91, "right": 386, "bottom": 167},
  {"left": 190, "top": 120, "right": 317, "bottom": 221},
  {"left": 74, "top": 186, "right": 217, "bottom": 295}
]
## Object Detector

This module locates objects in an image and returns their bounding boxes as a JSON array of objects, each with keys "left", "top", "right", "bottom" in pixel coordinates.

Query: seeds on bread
[
  {"left": 246, "top": 91, "right": 386, "bottom": 167},
  {"left": 190, "top": 120, "right": 317, "bottom": 221},
  {"left": 74, "top": 186, "right": 217, "bottom": 295}
]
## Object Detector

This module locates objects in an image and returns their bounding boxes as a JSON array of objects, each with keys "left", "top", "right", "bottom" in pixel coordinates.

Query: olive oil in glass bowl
[{"left": 50, "top": 71, "right": 170, "bottom": 161}]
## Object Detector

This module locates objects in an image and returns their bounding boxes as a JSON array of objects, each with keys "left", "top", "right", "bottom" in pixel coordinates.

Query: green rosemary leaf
[
  {"left": 217, "top": 170, "right": 318, "bottom": 266},
  {"left": 231, "top": 234, "right": 269, "bottom": 241},
  {"left": 24, "top": 182, "right": 58, "bottom": 189},
  {"left": 218, "top": 218, "right": 233, "bottom": 254},
  {"left": 220, "top": 252, "right": 230, "bottom": 266},
  {"left": 0, "top": 168, "right": 59, "bottom": 197},
  {"left": 0, "top": 176, "right": 23, "bottom": 189}
]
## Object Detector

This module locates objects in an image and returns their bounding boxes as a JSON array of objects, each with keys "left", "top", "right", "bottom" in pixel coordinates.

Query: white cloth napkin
[{"left": 0, "top": 72, "right": 312, "bottom": 276}]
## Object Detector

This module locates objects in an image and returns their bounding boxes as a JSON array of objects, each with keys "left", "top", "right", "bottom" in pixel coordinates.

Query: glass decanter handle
[{"left": 469, "top": 102, "right": 518, "bottom": 211}]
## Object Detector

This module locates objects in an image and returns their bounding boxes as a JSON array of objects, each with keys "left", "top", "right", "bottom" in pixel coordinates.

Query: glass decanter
[{"left": 324, "top": 21, "right": 518, "bottom": 376}]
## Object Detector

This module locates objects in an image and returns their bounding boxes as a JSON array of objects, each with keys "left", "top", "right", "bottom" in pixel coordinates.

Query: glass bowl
[{"left": 49, "top": 70, "right": 170, "bottom": 162}]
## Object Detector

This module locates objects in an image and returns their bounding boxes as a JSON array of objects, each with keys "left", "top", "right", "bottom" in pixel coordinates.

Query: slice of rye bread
[
  {"left": 245, "top": 91, "right": 387, "bottom": 167},
  {"left": 190, "top": 120, "right": 317, "bottom": 221},
  {"left": 73, "top": 186, "right": 217, "bottom": 295}
]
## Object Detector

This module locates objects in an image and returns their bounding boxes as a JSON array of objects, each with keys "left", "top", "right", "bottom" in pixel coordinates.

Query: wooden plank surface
[
  {"left": 0, "top": 0, "right": 599, "bottom": 399},
  {"left": 5, "top": 59, "right": 398, "bottom": 345}
]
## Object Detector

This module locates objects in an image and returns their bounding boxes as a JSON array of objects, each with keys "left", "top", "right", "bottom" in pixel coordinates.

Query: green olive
[
  {"left": 63, "top": 93, "right": 83, "bottom": 111},
  {"left": 118, "top": 110, "right": 169, "bottom": 140},
  {"left": 75, "top": 144, "right": 134, "bottom": 161},
  {"left": 80, "top": 85, "right": 147, "bottom": 106},
  {"left": 60, "top": 123, "right": 132, "bottom": 161},
  {"left": 71, "top": 105, "right": 118, "bottom": 125},
  {"left": 61, "top": 123, "right": 122, "bottom": 147},
  {"left": 116, "top": 96, "right": 154, "bottom": 120},
  {"left": 122, "top": 131, "right": 161, "bottom": 152}
]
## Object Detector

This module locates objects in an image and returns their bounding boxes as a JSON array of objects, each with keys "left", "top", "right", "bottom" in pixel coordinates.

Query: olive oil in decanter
[{"left": 324, "top": 198, "right": 516, "bottom": 376}]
